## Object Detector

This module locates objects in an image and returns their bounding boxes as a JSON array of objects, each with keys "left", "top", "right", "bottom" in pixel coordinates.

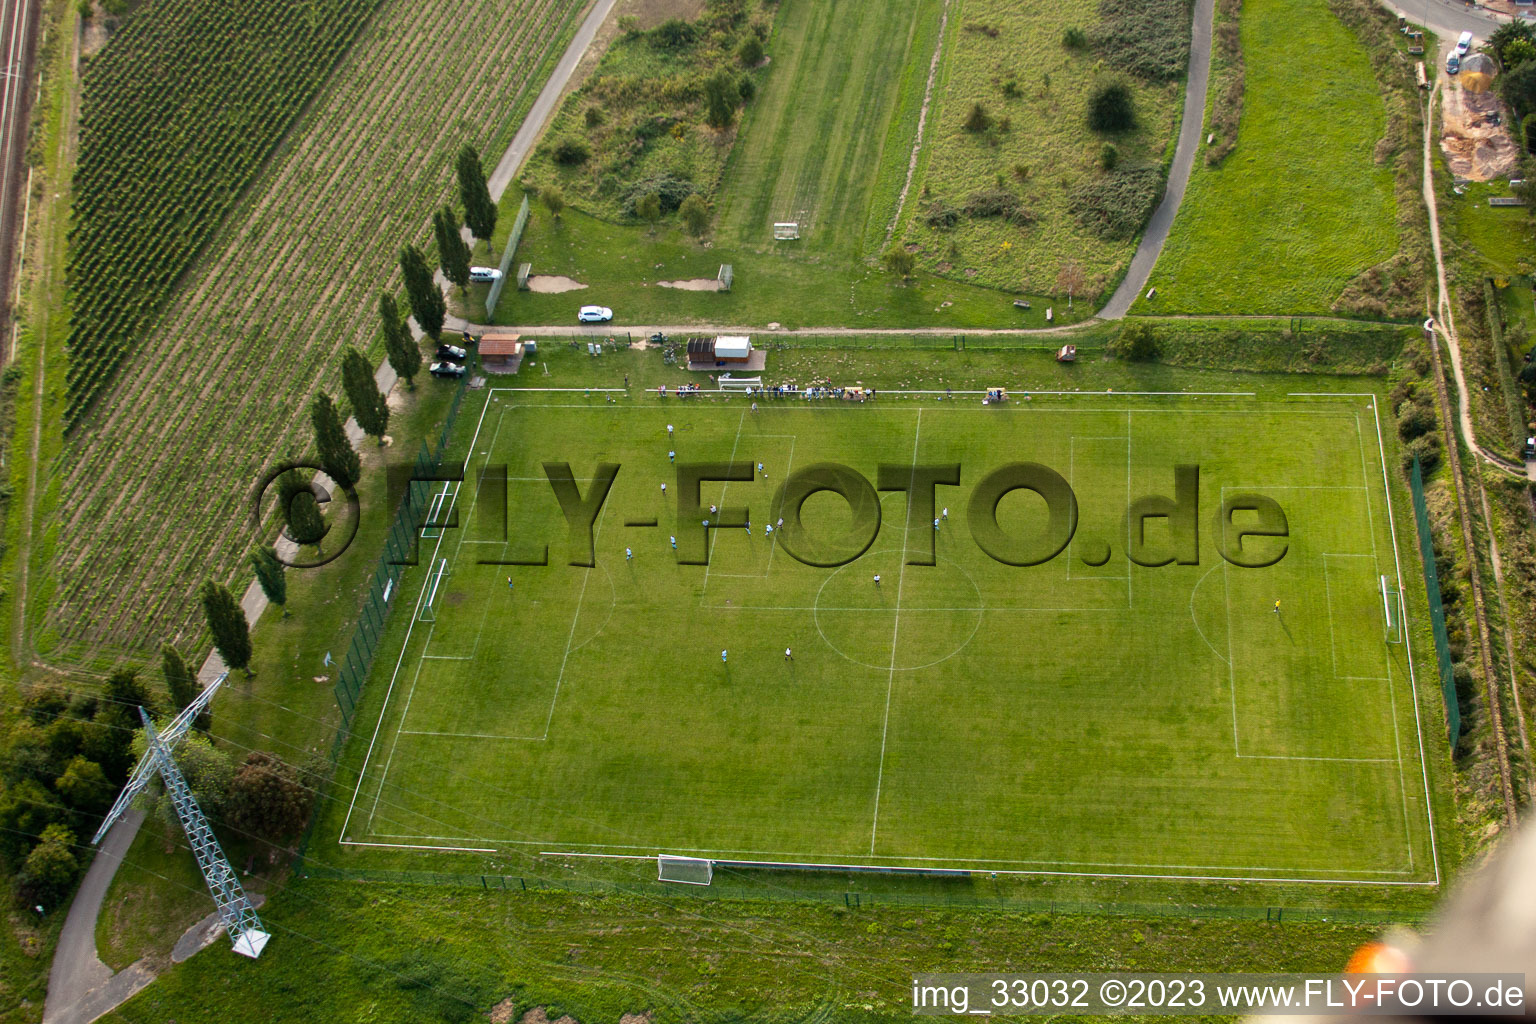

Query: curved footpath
[
  {"left": 1098, "top": 0, "right": 1214, "bottom": 319},
  {"left": 42, "top": 1, "right": 624, "bottom": 1022}
]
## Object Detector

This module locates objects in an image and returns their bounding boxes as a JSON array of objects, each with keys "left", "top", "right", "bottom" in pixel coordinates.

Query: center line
[{"left": 870, "top": 409, "right": 921, "bottom": 854}]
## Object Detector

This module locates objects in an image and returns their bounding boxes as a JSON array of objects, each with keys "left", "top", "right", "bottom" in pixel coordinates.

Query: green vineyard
[
  {"left": 66, "top": 0, "right": 384, "bottom": 422},
  {"left": 48, "top": 0, "right": 583, "bottom": 661}
]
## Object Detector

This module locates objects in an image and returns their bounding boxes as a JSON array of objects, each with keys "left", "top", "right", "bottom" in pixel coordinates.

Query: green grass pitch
[{"left": 341, "top": 389, "right": 1437, "bottom": 884}]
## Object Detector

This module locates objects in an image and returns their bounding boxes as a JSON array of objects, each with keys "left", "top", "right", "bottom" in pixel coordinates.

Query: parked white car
[
  {"left": 578, "top": 305, "right": 614, "bottom": 323},
  {"left": 469, "top": 266, "right": 503, "bottom": 283}
]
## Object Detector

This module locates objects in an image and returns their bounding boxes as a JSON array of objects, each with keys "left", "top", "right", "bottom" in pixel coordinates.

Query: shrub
[
  {"left": 964, "top": 22, "right": 1000, "bottom": 38},
  {"left": 651, "top": 18, "right": 697, "bottom": 48},
  {"left": 1011, "top": 162, "right": 1031, "bottom": 181},
  {"left": 962, "top": 187, "right": 1031, "bottom": 225},
  {"left": 1088, "top": 82, "right": 1136, "bottom": 132},
  {"left": 621, "top": 173, "right": 695, "bottom": 216},
  {"left": 1397, "top": 401, "right": 1436, "bottom": 441},
  {"left": 679, "top": 194, "right": 710, "bottom": 237},
  {"left": 737, "top": 74, "right": 756, "bottom": 102},
  {"left": 883, "top": 246, "right": 917, "bottom": 280},
  {"left": 1110, "top": 322, "right": 1160, "bottom": 361},
  {"left": 1401, "top": 434, "right": 1442, "bottom": 474},
  {"left": 551, "top": 136, "right": 590, "bottom": 165},
  {"left": 584, "top": 106, "right": 604, "bottom": 128},
  {"left": 1092, "top": 0, "right": 1190, "bottom": 81},
  {"left": 1100, "top": 143, "right": 1119, "bottom": 171},
  {"left": 703, "top": 69, "right": 739, "bottom": 128},
  {"left": 1068, "top": 166, "right": 1162, "bottom": 238},
  {"left": 924, "top": 200, "right": 961, "bottom": 229},
  {"left": 738, "top": 35, "right": 764, "bottom": 66},
  {"left": 14, "top": 825, "right": 78, "bottom": 909},
  {"left": 963, "top": 102, "right": 992, "bottom": 133},
  {"left": 1062, "top": 26, "right": 1087, "bottom": 49},
  {"left": 1524, "top": 112, "right": 1536, "bottom": 154},
  {"left": 1001, "top": 78, "right": 1022, "bottom": 98}
]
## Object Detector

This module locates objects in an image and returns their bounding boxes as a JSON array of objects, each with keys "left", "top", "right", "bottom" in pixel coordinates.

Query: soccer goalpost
[
  {"left": 422, "top": 484, "right": 452, "bottom": 538},
  {"left": 419, "top": 558, "right": 448, "bottom": 623},
  {"left": 772, "top": 222, "right": 799, "bottom": 241},
  {"left": 658, "top": 854, "right": 713, "bottom": 885},
  {"left": 1381, "top": 574, "right": 1405, "bottom": 645}
]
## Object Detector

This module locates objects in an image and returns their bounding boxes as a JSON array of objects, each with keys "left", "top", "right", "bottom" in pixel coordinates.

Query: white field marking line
[
  {"left": 1189, "top": 562, "right": 1228, "bottom": 665},
  {"left": 1369, "top": 392, "right": 1439, "bottom": 885},
  {"left": 539, "top": 494, "right": 613, "bottom": 741},
  {"left": 1291, "top": 392, "right": 1437, "bottom": 882},
  {"left": 525, "top": 853, "right": 1413, "bottom": 884},
  {"left": 420, "top": 655, "right": 473, "bottom": 661},
  {"left": 1221, "top": 484, "right": 1393, "bottom": 764},
  {"left": 1223, "top": 554, "right": 1239, "bottom": 755},
  {"left": 367, "top": 627, "right": 437, "bottom": 833},
  {"left": 338, "top": 389, "right": 501, "bottom": 842},
  {"left": 1126, "top": 411, "right": 1133, "bottom": 610},
  {"left": 1236, "top": 753, "right": 1396, "bottom": 763},
  {"left": 763, "top": 435, "right": 795, "bottom": 577},
  {"left": 371, "top": 829, "right": 1419, "bottom": 877},
  {"left": 870, "top": 409, "right": 921, "bottom": 854},
  {"left": 398, "top": 730, "right": 540, "bottom": 740},
  {"left": 1067, "top": 435, "right": 1132, "bottom": 583},
  {"left": 351, "top": 832, "right": 1422, "bottom": 882},
  {"left": 1357, "top": 407, "right": 1416, "bottom": 872},
  {"left": 340, "top": 839, "right": 497, "bottom": 853},
  {"left": 699, "top": 408, "right": 748, "bottom": 597}
]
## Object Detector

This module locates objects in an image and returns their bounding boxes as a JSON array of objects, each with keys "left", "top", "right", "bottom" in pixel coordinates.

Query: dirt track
[{"left": 0, "top": 0, "right": 40, "bottom": 361}]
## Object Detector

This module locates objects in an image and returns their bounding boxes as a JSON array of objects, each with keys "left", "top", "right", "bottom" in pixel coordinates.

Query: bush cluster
[
  {"left": 1068, "top": 166, "right": 1162, "bottom": 239},
  {"left": 962, "top": 187, "right": 1032, "bottom": 225},
  {"left": 1092, "top": 0, "right": 1192, "bottom": 81}
]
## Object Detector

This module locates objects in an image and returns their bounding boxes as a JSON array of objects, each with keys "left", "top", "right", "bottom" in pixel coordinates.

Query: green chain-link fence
[
  {"left": 1410, "top": 456, "right": 1459, "bottom": 745},
  {"left": 296, "top": 373, "right": 470, "bottom": 864}
]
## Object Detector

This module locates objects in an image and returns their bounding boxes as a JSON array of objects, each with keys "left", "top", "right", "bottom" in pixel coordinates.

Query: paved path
[
  {"left": 1098, "top": 0, "right": 1215, "bottom": 319},
  {"left": 486, "top": 0, "right": 618, "bottom": 203},
  {"left": 43, "top": 811, "right": 153, "bottom": 1024}
]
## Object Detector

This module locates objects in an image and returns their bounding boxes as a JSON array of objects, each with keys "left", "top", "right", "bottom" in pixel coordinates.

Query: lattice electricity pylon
[
  {"left": 91, "top": 672, "right": 227, "bottom": 845},
  {"left": 139, "top": 709, "right": 271, "bottom": 958}
]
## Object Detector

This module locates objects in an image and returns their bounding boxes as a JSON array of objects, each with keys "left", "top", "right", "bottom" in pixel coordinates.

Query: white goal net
[
  {"left": 658, "top": 855, "right": 713, "bottom": 885},
  {"left": 772, "top": 222, "right": 799, "bottom": 240}
]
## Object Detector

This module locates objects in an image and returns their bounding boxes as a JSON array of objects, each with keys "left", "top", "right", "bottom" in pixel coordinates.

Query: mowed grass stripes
[
  {"left": 716, "top": 0, "right": 938, "bottom": 256},
  {"left": 341, "top": 392, "right": 1437, "bottom": 883}
]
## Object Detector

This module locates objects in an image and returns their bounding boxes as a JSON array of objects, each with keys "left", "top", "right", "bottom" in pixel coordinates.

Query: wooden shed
[{"left": 479, "top": 330, "right": 523, "bottom": 374}]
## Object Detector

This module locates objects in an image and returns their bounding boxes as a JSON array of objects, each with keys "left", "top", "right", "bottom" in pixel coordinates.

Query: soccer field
[{"left": 340, "top": 389, "right": 1438, "bottom": 885}]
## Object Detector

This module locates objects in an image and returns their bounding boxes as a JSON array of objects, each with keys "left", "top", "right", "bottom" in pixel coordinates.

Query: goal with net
[
  {"left": 658, "top": 855, "right": 713, "bottom": 885},
  {"left": 1381, "top": 574, "right": 1404, "bottom": 645},
  {"left": 419, "top": 558, "right": 448, "bottom": 623},
  {"left": 772, "top": 222, "right": 799, "bottom": 240}
]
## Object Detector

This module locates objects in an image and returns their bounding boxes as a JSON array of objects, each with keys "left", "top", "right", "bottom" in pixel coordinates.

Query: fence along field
[
  {"left": 47, "top": 0, "right": 584, "bottom": 660},
  {"left": 66, "top": 0, "right": 384, "bottom": 423},
  {"left": 339, "top": 391, "right": 1437, "bottom": 883}
]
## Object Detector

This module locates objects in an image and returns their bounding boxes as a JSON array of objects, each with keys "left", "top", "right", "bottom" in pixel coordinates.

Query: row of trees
[
  {"left": 56, "top": 144, "right": 499, "bottom": 911},
  {"left": 399, "top": 145, "right": 498, "bottom": 339}
]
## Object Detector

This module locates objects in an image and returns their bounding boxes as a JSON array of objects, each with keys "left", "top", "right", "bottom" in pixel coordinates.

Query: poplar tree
[
  {"left": 399, "top": 244, "right": 445, "bottom": 339},
  {"left": 433, "top": 207, "right": 471, "bottom": 291},
  {"left": 456, "top": 144, "right": 497, "bottom": 249},
  {"left": 161, "top": 643, "right": 198, "bottom": 713},
  {"left": 249, "top": 546, "right": 287, "bottom": 614},
  {"left": 379, "top": 292, "right": 421, "bottom": 389},
  {"left": 310, "top": 392, "right": 360, "bottom": 490},
  {"left": 200, "top": 581, "right": 252, "bottom": 676},
  {"left": 342, "top": 347, "right": 390, "bottom": 444}
]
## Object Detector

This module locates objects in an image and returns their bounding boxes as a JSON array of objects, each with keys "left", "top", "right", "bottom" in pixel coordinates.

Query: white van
[
  {"left": 1457, "top": 30, "right": 1474, "bottom": 54},
  {"left": 468, "top": 266, "right": 503, "bottom": 283}
]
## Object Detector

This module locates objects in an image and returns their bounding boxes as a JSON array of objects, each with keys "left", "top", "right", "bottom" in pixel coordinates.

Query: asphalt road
[
  {"left": 486, "top": 0, "right": 619, "bottom": 202},
  {"left": 0, "top": 0, "right": 39, "bottom": 359},
  {"left": 1098, "top": 0, "right": 1215, "bottom": 319}
]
